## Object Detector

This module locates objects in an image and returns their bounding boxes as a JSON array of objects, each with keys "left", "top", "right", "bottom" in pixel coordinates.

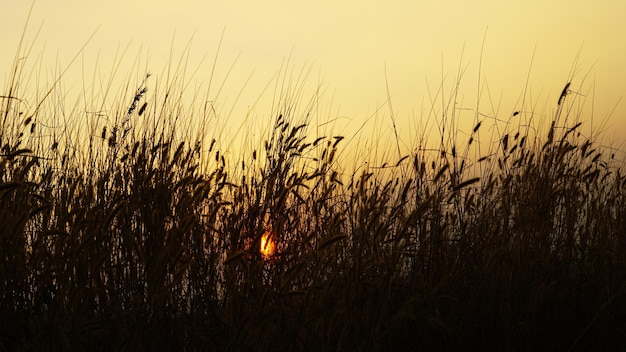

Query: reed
[{"left": 1, "top": 36, "right": 626, "bottom": 351}]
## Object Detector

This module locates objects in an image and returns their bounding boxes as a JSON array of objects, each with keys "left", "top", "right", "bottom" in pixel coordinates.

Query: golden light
[{"left": 260, "top": 231, "right": 276, "bottom": 259}]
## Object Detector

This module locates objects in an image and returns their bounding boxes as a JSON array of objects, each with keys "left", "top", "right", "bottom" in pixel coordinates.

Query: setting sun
[{"left": 260, "top": 231, "right": 276, "bottom": 259}]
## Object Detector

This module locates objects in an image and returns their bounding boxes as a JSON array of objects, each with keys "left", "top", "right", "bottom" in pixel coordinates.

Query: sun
[{"left": 260, "top": 231, "right": 276, "bottom": 259}]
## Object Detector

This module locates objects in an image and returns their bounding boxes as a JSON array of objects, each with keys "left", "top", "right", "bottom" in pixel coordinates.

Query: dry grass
[{"left": 2, "top": 34, "right": 626, "bottom": 351}]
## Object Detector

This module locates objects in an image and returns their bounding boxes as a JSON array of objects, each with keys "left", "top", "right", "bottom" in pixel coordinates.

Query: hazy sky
[{"left": 3, "top": 1, "right": 626, "bottom": 162}]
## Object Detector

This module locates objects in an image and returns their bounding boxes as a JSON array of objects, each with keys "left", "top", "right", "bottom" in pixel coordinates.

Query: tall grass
[{"left": 2, "top": 37, "right": 626, "bottom": 351}]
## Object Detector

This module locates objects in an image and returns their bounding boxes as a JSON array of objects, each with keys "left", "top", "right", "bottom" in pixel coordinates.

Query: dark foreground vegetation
[{"left": 2, "top": 47, "right": 626, "bottom": 351}]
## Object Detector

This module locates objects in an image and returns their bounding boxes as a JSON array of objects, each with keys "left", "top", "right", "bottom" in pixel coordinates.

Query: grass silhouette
[{"left": 2, "top": 25, "right": 626, "bottom": 351}]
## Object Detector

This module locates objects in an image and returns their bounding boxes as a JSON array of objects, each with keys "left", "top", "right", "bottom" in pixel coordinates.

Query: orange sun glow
[{"left": 260, "top": 231, "right": 276, "bottom": 259}]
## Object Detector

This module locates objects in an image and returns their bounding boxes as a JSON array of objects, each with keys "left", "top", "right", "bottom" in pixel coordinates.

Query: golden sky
[{"left": 3, "top": 1, "right": 626, "bottom": 163}]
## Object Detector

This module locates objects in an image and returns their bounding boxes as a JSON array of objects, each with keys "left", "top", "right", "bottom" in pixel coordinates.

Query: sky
[{"left": 2, "top": 0, "right": 626, "bottom": 165}]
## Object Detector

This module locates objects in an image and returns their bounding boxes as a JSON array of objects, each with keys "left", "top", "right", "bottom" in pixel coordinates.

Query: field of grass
[{"left": 2, "top": 32, "right": 626, "bottom": 351}]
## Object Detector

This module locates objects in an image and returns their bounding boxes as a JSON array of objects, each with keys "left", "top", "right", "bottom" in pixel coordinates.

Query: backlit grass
[{"left": 2, "top": 32, "right": 626, "bottom": 351}]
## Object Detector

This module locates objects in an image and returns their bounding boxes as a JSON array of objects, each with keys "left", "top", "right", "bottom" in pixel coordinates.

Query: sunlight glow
[{"left": 260, "top": 231, "right": 276, "bottom": 259}]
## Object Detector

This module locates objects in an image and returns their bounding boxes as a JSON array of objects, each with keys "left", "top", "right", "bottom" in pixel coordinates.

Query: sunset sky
[{"left": 3, "top": 1, "right": 626, "bottom": 163}]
